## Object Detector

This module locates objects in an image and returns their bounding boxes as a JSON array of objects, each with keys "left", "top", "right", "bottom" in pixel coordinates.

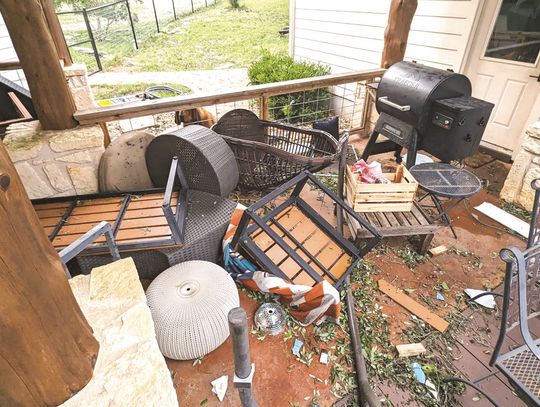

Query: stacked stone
[
  {"left": 501, "top": 122, "right": 540, "bottom": 210},
  {"left": 3, "top": 121, "right": 104, "bottom": 199}
]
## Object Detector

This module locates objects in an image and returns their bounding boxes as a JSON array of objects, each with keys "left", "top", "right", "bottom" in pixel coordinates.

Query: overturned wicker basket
[{"left": 212, "top": 109, "right": 339, "bottom": 189}]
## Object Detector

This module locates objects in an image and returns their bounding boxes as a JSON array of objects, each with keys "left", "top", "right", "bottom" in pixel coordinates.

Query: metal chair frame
[{"left": 445, "top": 179, "right": 540, "bottom": 406}]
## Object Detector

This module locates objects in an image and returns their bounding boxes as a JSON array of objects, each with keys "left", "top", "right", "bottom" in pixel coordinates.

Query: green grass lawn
[
  {"left": 112, "top": 0, "right": 289, "bottom": 71},
  {"left": 91, "top": 82, "right": 191, "bottom": 100}
]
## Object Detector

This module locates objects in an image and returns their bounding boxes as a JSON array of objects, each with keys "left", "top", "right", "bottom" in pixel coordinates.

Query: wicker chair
[{"left": 212, "top": 109, "right": 339, "bottom": 189}]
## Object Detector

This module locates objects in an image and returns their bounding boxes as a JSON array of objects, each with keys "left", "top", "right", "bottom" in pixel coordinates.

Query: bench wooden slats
[
  {"left": 33, "top": 191, "right": 182, "bottom": 254},
  {"left": 252, "top": 206, "right": 352, "bottom": 286},
  {"left": 346, "top": 200, "right": 438, "bottom": 254}
]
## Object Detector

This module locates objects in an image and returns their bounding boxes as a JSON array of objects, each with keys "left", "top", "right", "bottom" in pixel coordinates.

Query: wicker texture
[
  {"left": 146, "top": 125, "right": 239, "bottom": 197},
  {"left": 212, "top": 109, "right": 339, "bottom": 189},
  {"left": 75, "top": 190, "right": 236, "bottom": 279},
  {"left": 146, "top": 261, "right": 240, "bottom": 360}
]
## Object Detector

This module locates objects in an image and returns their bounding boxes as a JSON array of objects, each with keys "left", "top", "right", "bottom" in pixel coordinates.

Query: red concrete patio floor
[{"left": 161, "top": 148, "right": 537, "bottom": 406}]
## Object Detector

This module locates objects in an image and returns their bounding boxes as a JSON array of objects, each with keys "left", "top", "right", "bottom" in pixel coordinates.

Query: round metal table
[{"left": 410, "top": 162, "right": 482, "bottom": 238}]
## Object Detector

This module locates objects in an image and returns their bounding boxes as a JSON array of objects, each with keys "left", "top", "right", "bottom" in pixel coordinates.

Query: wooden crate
[{"left": 345, "top": 164, "right": 418, "bottom": 212}]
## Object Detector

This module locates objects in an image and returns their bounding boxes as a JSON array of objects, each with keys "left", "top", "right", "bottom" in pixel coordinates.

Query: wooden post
[
  {"left": 0, "top": 141, "right": 99, "bottom": 406},
  {"left": 260, "top": 96, "right": 269, "bottom": 120},
  {"left": 0, "top": 0, "right": 77, "bottom": 130},
  {"left": 380, "top": 0, "right": 418, "bottom": 68},
  {"left": 39, "top": 0, "right": 73, "bottom": 66}
]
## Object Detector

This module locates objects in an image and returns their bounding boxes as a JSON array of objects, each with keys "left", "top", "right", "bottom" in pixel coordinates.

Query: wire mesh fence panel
[
  {"left": 129, "top": 0, "right": 161, "bottom": 44},
  {"left": 153, "top": 0, "right": 176, "bottom": 29},
  {"left": 87, "top": 1, "right": 136, "bottom": 69},
  {"left": 173, "top": 0, "right": 194, "bottom": 15},
  {"left": 192, "top": 0, "right": 207, "bottom": 11},
  {"left": 58, "top": 11, "right": 100, "bottom": 74}
]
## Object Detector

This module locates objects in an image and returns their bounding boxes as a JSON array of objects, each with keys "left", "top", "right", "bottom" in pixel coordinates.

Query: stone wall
[
  {"left": 501, "top": 122, "right": 540, "bottom": 210},
  {"left": 4, "top": 121, "right": 104, "bottom": 199},
  {"left": 64, "top": 64, "right": 96, "bottom": 110},
  {"left": 63, "top": 258, "right": 178, "bottom": 407}
]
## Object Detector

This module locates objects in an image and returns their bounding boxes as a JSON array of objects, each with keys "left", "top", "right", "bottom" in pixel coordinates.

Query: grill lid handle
[{"left": 378, "top": 96, "right": 411, "bottom": 112}]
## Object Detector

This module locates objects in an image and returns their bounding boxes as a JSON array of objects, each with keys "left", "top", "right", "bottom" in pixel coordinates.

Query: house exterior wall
[
  {"left": 291, "top": 0, "right": 482, "bottom": 73},
  {"left": 0, "top": 13, "right": 27, "bottom": 89}
]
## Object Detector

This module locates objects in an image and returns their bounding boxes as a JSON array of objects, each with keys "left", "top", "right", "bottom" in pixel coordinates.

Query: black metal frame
[
  {"left": 231, "top": 170, "right": 382, "bottom": 289},
  {"left": 59, "top": 221, "right": 120, "bottom": 278},
  {"left": 34, "top": 157, "right": 189, "bottom": 255},
  {"left": 444, "top": 244, "right": 540, "bottom": 407}
]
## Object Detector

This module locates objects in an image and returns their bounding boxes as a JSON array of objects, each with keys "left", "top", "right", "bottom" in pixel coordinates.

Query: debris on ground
[
  {"left": 319, "top": 351, "right": 329, "bottom": 365},
  {"left": 428, "top": 245, "right": 448, "bottom": 257},
  {"left": 378, "top": 279, "right": 449, "bottom": 332},
  {"left": 396, "top": 343, "right": 427, "bottom": 357},
  {"left": 475, "top": 202, "right": 529, "bottom": 237},
  {"left": 292, "top": 339, "right": 303, "bottom": 356},
  {"left": 411, "top": 362, "right": 439, "bottom": 400},
  {"left": 436, "top": 292, "right": 445, "bottom": 301},
  {"left": 464, "top": 288, "right": 496, "bottom": 309},
  {"left": 210, "top": 375, "right": 228, "bottom": 402}
]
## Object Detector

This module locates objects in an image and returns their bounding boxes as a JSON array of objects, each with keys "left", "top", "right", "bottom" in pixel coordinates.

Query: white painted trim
[
  {"left": 289, "top": 0, "right": 296, "bottom": 58},
  {"left": 460, "top": 0, "right": 485, "bottom": 73}
]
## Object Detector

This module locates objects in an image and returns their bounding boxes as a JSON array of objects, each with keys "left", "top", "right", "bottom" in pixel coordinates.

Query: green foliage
[
  {"left": 229, "top": 0, "right": 241, "bottom": 8},
  {"left": 248, "top": 52, "right": 331, "bottom": 123}
]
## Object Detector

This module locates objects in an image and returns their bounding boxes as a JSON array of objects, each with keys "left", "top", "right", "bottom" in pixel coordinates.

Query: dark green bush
[
  {"left": 248, "top": 52, "right": 331, "bottom": 123},
  {"left": 229, "top": 0, "right": 240, "bottom": 8}
]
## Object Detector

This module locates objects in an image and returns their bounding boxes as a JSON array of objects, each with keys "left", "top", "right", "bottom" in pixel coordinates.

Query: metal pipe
[
  {"left": 228, "top": 307, "right": 259, "bottom": 407},
  {"left": 345, "top": 281, "right": 382, "bottom": 407},
  {"left": 337, "top": 147, "right": 381, "bottom": 407}
]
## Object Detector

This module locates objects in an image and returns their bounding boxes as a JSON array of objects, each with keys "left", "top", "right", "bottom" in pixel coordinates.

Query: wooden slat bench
[
  {"left": 345, "top": 201, "right": 438, "bottom": 254},
  {"left": 32, "top": 157, "right": 188, "bottom": 255}
]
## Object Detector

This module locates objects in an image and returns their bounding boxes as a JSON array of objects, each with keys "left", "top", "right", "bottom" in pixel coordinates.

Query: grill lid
[{"left": 376, "top": 61, "right": 472, "bottom": 131}]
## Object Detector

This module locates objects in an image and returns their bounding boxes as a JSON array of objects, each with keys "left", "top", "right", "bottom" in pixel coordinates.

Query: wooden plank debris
[
  {"left": 378, "top": 279, "right": 449, "bottom": 332},
  {"left": 396, "top": 343, "right": 427, "bottom": 357},
  {"left": 428, "top": 245, "right": 448, "bottom": 257}
]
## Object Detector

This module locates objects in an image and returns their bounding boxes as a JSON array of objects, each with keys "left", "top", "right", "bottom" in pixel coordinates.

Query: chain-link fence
[{"left": 58, "top": 0, "right": 216, "bottom": 74}]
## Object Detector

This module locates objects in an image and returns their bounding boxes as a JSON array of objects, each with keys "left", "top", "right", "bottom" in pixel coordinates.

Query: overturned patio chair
[
  {"left": 212, "top": 109, "right": 340, "bottom": 189},
  {"left": 33, "top": 157, "right": 236, "bottom": 279}
]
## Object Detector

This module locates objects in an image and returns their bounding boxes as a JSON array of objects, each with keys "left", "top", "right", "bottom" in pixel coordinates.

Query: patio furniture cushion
[
  {"left": 146, "top": 260, "right": 240, "bottom": 360},
  {"left": 146, "top": 125, "right": 239, "bottom": 197},
  {"left": 98, "top": 130, "right": 154, "bottom": 193}
]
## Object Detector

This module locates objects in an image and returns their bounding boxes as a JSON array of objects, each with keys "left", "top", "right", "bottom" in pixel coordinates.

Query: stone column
[{"left": 501, "top": 122, "right": 540, "bottom": 210}]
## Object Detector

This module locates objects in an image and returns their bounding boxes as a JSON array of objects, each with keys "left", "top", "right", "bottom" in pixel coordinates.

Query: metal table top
[{"left": 410, "top": 162, "right": 481, "bottom": 199}]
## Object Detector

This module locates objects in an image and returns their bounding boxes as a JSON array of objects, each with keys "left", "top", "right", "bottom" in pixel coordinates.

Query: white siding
[
  {"left": 0, "top": 14, "right": 28, "bottom": 89},
  {"left": 293, "top": 0, "right": 482, "bottom": 73}
]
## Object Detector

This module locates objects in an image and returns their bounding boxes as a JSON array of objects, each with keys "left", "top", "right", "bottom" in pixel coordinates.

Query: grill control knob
[
  {"left": 458, "top": 118, "right": 466, "bottom": 126},
  {"left": 465, "top": 134, "right": 472, "bottom": 142}
]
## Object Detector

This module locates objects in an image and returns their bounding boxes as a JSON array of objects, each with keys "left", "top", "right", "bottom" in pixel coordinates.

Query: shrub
[
  {"left": 248, "top": 52, "right": 331, "bottom": 123},
  {"left": 229, "top": 0, "right": 240, "bottom": 9}
]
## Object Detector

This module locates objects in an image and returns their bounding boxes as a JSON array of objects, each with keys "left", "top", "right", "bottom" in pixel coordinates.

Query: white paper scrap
[
  {"left": 211, "top": 375, "right": 228, "bottom": 402},
  {"left": 464, "top": 288, "right": 496, "bottom": 309},
  {"left": 474, "top": 202, "right": 529, "bottom": 238}
]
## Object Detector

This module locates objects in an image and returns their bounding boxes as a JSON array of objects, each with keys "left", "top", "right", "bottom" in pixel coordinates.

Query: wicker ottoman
[{"left": 146, "top": 261, "right": 240, "bottom": 360}]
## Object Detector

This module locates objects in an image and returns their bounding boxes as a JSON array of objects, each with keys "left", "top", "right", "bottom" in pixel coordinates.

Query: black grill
[{"left": 363, "top": 61, "right": 494, "bottom": 167}]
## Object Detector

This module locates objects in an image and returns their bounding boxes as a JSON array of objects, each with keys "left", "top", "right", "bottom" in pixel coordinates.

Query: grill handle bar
[{"left": 378, "top": 96, "right": 411, "bottom": 112}]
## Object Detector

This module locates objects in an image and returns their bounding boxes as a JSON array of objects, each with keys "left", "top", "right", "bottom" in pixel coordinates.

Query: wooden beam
[
  {"left": 39, "top": 0, "right": 73, "bottom": 66},
  {"left": 0, "top": 0, "right": 77, "bottom": 130},
  {"left": 0, "top": 140, "right": 98, "bottom": 406},
  {"left": 0, "top": 60, "right": 22, "bottom": 71},
  {"left": 381, "top": 0, "right": 418, "bottom": 68},
  {"left": 75, "top": 68, "right": 386, "bottom": 125}
]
